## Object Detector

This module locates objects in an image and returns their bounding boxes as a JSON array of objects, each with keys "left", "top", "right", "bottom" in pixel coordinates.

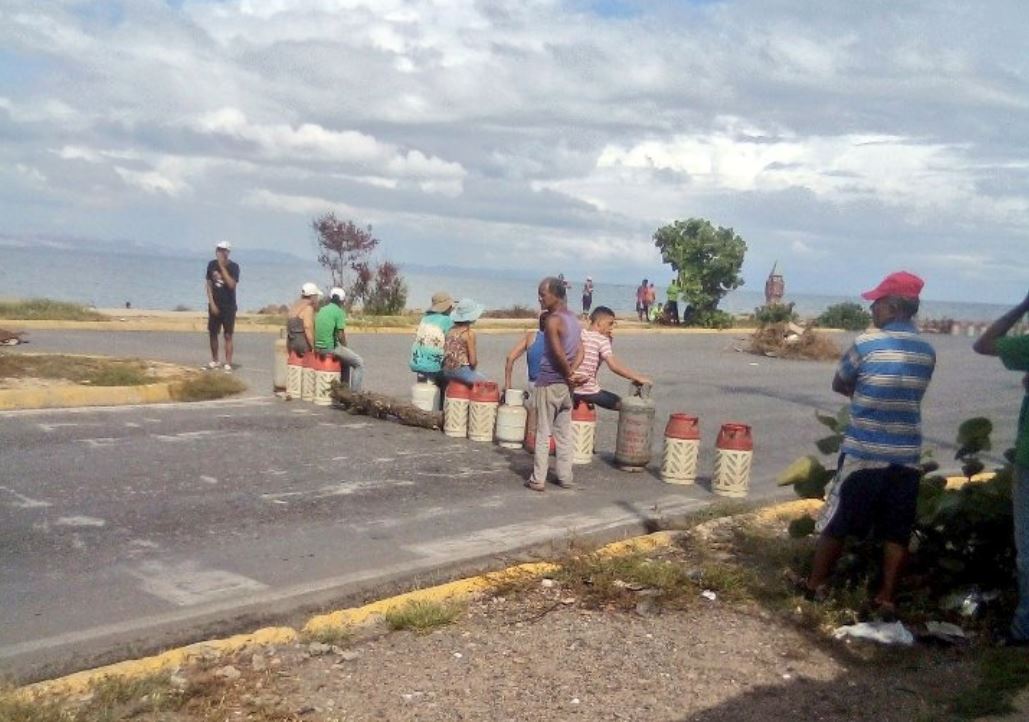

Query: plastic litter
[
  {"left": 701, "top": 590, "right": 717, "bottom": 601},
  {"left": 832, "top": 621, "right": 914, "bottom": 646},
  {"left": 940, "top": 587, "right": 1000, "bottom": 617},
  {"left": 923, "top": 621, "right": 968, "bottom": 644}
]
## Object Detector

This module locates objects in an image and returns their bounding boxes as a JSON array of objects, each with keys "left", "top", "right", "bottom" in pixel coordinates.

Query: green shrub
[
  {"left": 383, "top": 600, "right": 461, "bottom": 632},
  {"left": 170, "top": 373, "right": 246, "bottom": 401},
  {"left": 815, "top": 302, "right": 871, "bottom": 331},
  {"left": 753, "top": 302, "right": 798, "bottom": 327},
  {"left": 482, "top": 305, "right": 537, "bottom": 319},
  {"left": 0, "top": 298, "right": 106, "bottom": 321},
  {"left": 684, "top": 308, "right": 734, "bottom": 329}
]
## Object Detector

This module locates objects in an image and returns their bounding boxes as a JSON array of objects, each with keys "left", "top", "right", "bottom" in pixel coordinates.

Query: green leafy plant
[
  {"left": 815, "top": 302, "right": 871, "bottom": 331},
  {"left": 753, "top": 302, "right": 798, "bottom": 327}
]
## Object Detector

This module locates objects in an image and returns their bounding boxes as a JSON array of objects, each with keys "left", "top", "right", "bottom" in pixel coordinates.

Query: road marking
[
  {"left": 79, "top": 437, "right": 120, "bottom": 448},
  {"left": 262, "top": 468, "right": 289, "bottom": 476},
  {"left": 330, "top": 455, "right": 348, "bottom": 461},
  {"left": 56, "top": 516, "right": 106, "bottom": 528},
  {"left": 373, "top": 457, "right": 395, "bottom": 463},
  {"left": 199, "top": 475, "right": 218, "bottom": 485},
  {"left": 129, "top": 560, "right": 268, "bottom": 607},
  {"left": 259, "top": 479, "right": 415, "bottom": 503},
  {"left": 338, "top": 422, "right": 371, "bottom": 429},
  {"left": 37, "top": 422, "right": 100, "bottom": 433},
  {"left": 124, "top": 422, "right": 141, "bottom": 428},
  {"left": 153, "top": 430, "right": 216, "bottom": 443},
  {"left": 0, "top": 486, "right": 52, "bottom": 508}
]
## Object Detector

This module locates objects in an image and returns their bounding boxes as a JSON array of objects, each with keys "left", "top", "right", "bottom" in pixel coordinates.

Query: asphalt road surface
[{"left": 0, "top": 327, "right": 1019, "bottom": 681}]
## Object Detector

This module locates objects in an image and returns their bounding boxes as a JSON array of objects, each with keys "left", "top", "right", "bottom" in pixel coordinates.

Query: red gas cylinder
[
  {"left": 571, "top": 400, "right": 597, "bottom": 465},
  {"left": 286, "top": 350, "right": 305, "bottom": 399},
  {"left": 712, "top": 422, "right": 754, "bottom": 498},
  {"left": 311, "top": 352, "right": 343, "bottom": 407},
  {"left": 300, "top": 351, "right": 316, "bottom": 401},
  {"left": 470, "top": 381, "right": 500, "bottom": 403},
  {"left": 444, "top": 381, "right": 473, "bottom": 438},
  {"left": 468, "top": 382, "right": 500, "bottom": 442},
  {"left": 664, "top": 413, "right": 699, "bottom": 440},
  {"left": 661, "top": 414, "right": 700, "bottom": 484}
]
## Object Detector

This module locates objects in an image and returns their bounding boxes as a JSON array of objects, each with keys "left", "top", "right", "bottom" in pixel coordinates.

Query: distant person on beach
[
  {"left": 646, "top": 283, "right": 657, "bottom": 321},
  {"left": 582, "top": 276, "right": 594, "bottom": 317},
  {"left": 442, "top": 298, "right": 487, "bottom": 385},
  {"left": 972, "top": 290, "right": 1029, "bottom": 646},
  {"left": 801, "top": 271, "right": 936, "bottom": 618},
  {"left": 574, "top": 306, "right": 651, "bottom": 411},
  {"left": 665, "top": 278, "right": 681, "bottom": 325},
  {"left": 314, "top": 287, "right": 364, "bottom": 392},
  {"left": 636, "top": 279, "right": 649, "bottom": 321},
  {"left": 205, "top": 241, "right": 240, "bottom": 371},
  {"left": 526, "top": 277, "right": 583, "bottom": 492},
  {"left": 410, "top": 291, "right": 455, "bottom": 386},
  {"left": 286, "top": 282, "right": 321, "bottom": 356}
]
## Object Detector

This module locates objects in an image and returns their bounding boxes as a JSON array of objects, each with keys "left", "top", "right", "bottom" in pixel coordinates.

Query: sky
[{"left": 1, "top": 0, "right": 1027, "bottom": 303}]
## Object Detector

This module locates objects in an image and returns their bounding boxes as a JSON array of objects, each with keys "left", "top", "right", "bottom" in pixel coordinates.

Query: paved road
[{"left": 0, "top": 328, "right": 1018, "bottom": 681}]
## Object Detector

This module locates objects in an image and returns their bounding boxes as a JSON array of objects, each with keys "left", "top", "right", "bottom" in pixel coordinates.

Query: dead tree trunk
[{"left": 331, "top": 384, "right": 443, "bottom": 430}]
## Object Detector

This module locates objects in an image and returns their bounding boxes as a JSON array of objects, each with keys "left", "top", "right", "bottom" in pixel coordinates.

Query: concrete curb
[
  {"left": 19, "top": 529, "right": 683, "bottom": 700},
  {"left": 0, "top": 382, "right": 175, "bottom": 410}
]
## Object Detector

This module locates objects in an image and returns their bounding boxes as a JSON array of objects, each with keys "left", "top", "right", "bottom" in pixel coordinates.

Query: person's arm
[
  {"left": 572, "top": 341, "right": 584, "bottom": 370},
  {"left": 218, "top": 259, "right": 237, "bottom": 290},
  {"left": 466, "top": 329, "right": 478, "bottom": 369},
  {"left": 973, "top": 291, "right": 1029, "bottom": 356},
  {"left": 605, "top": 353, "right": 650, "bottom": 386},
  {"left": 504, "top": 332, "right": 532, "bottom": 390},
  {"left": 832, "top": 373, "right": 855, "bottom": 397},
  {"left": 832, "top": 345, "right": 859, "bottom": 397},
  {"left": 303, "top": 308, "right": 315, "bottom": 348},
  {"left": 206, "top": 277, "right": 219, "bottom": 316}
]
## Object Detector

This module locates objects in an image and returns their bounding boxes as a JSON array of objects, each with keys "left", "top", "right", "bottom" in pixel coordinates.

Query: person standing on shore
[
  {"left": 636, "top": 279, "right": 649, "bottom": 321},
  {"left": 972, "top": 290, "right": 1029, "bottom": 646},
  {"left": 205, "top": 241, "right": 240, "bottom": 371},
  {"left": 802, "top": 271, "right": 936, "bottom": 617},
  {"left": 526, "top": 277, "right": 583, "bottom": 492},
  {"left": 665, "top": 277, "right": 681, "bottom": 325},
  {"left": 582, "top": 276, "right": 594, "bottom": 318}
]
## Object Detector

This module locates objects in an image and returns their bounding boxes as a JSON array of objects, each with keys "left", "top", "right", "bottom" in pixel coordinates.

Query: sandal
[
  {"left": 524, "top": 479, "right": 545, "bottom": 493},
  {"left": 785, "top": 570, "right": 827, "bottom": 602}
]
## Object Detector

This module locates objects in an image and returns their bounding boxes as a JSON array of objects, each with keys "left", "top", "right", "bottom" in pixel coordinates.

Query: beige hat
[
  {"left": 429, "top": 291, "right": 455, "bottom": 313},
  {"left": 301, "top": 282, "right": 323, "bottom": 298}
]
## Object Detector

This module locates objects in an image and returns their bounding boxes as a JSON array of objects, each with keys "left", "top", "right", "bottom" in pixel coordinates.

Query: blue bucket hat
[{"left": 451, "top": 298, "right": 485, "bottom": 323}]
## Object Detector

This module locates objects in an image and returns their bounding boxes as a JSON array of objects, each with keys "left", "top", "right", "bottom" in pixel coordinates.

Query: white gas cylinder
[
  {"left": 496, "top": 390, "right": 527, "bottom": 449},
  {"left": 411, "top": 380, "right": 441, "bottom": 412}
]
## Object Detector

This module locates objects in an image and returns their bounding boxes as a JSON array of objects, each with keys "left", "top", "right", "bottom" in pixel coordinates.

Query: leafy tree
[
  {"left": 653, "top": 218, "right": 746, "bottom": 327},
  {"left": 313, "top": 213, "right": 379, "bottom": 301},
  {"left": 362, "top": 261, "right": 408, "bottom": 315},
  {"left": 815, "top": 302, "right": 871, "bottom": 331}
]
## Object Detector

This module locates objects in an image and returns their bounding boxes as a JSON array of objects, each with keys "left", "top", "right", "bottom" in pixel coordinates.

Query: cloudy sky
[{"left": 2, "top": 0, "right": 1027, "bottom": 302}]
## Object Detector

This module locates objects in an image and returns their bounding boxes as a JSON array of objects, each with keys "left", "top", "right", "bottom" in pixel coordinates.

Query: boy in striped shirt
[
  {"left": 574, "top": 306, "right": 651, "bottom": 411},
  {"left": 802, "top": 271, "right": 936, "bottom": 617}
]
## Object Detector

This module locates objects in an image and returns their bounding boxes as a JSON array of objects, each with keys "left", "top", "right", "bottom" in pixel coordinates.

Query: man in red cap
[{"left": 801, "top": 271, "right": 936, "bottom": 618}]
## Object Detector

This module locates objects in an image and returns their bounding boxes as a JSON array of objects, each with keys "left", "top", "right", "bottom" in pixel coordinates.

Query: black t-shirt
[{"left": 206, "top": 259, "right": 240, "bottom": 311}]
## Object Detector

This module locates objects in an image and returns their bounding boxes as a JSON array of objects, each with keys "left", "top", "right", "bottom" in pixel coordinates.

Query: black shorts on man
[
  {"left": 208, "top": 309, "right": 236, "bottom": 336},
  {"left": 821, "top": 462, "right": 920, "bottom": 545},
  {"left": 574, "top": 390, "right": 620, "bottom": 411}
]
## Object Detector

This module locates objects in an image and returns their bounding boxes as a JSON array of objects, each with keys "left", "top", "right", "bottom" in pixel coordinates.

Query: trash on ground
[
  {"left": 939, "top": 587, "right": 999, "bottom": 617},
  {"left": 922, "top": 621, "right": 968, "bottom": 644},
  {"left": 700, "top": 590, "right": 717, "bottom": 601},
  {"left": 832, "top": 621, "right": 914, "bottom": 646}
]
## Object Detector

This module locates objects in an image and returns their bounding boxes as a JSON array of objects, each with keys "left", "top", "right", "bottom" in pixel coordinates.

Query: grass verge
[
  {"left": 949, "top": 647, "right": 1029, "bottom": 719},
  {"left": 384, "top": 600, "right": 462, "bottom": 633},
  {"left": 300, "top": 624, "right": 353, "bottom": 646},
  {"left": 0, "top": 299, "right": 107, "bottom": 322},
  {"left": 169, "top": 373, "right": 246, "bottom": 401},
  {"left": 0, "top": 673, "right": 187, "bottom": 722},
  {"left": 0, "top": 354, "right": 150, "bottom": 386}
]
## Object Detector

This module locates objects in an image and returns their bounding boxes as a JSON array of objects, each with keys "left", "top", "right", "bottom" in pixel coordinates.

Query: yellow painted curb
[{"left": 0, "top": 382, "right": 174, "bottom": 410}]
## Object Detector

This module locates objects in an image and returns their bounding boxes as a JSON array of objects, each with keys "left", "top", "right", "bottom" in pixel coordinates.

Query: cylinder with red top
[
  {"left": 443, "top": 381, "right": 473, "bottom": 438},
  {"left": 311, "top": 352, "right": 343, "bottom": 406},
  {"left": 660, "top": 413, "right": 700, "bottom": 484},
  {"left": 572, "top": 400, "right": 597, "bottom": 465},
  {"left": 300, "top": 352, "right": 316, "bottom": 402},
  {"left": 712, "top": 422, "right": 754, "bottom": 497},
  {"left": 468, "top": 381, "right": 500, "bottom": 442},
  {"left": 286, "top": 349, "right": 305, "bottom": 400},
  {"left": 614, "top": 382, "right": 655, "bottom": 471}
]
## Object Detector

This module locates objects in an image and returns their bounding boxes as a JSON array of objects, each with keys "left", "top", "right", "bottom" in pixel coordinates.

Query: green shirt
[
  {"left": 997, "top": 334, "right": 1029, "bottom": 467},
  {"left": 666, "top": 281, "right": 680, "bottom": 301},
  {"left": 314, "top": 303, "right": 346, "bottom": 350}
]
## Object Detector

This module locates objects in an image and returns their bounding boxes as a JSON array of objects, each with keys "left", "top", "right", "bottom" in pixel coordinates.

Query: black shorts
[
  {"left": 574, "top": 390, "right": 620, "bottom": 410},
  {"left": 208, "top": 308, "right": 236, "bottom": 335},
  {"left": 822, "top": 463, "right": 920, "bottom": 545}
]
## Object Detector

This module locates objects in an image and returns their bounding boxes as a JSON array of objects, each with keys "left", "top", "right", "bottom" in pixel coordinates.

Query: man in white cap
[
  {"left": 314, "top": 287, "right": 365, "bottom": 392},
  {"left": 287, "top": 282, "right": 322, "bottom": 356},
  {"left": 205, "top": 241, "right": 240, "bottom": 370}
]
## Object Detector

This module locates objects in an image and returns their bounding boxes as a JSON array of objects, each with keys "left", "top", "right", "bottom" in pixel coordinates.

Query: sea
[{"left": 0, "top": 245, "right": 1011, "bottom": 322}]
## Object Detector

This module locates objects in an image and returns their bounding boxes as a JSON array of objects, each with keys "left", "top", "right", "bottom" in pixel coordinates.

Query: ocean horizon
[{"left": 0, "top": 245, "right": 1012, "bottom": 322}]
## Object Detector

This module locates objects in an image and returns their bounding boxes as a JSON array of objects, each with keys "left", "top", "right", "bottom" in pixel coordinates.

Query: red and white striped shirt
[{"left": 577, "top": 329, "right": 613, "bottom": 394}]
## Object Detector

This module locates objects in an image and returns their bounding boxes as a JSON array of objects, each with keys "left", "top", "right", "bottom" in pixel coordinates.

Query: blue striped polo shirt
[{"left": 837, "top": 320, "right": 936, "bottom": 466}]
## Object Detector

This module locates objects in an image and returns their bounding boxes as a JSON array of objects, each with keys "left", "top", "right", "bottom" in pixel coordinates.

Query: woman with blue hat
[{"left": 442, "top": 298, "right": 488, "bottom": 385}]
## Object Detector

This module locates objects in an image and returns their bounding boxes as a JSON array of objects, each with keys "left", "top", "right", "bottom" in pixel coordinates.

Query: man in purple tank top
[{"left": 526, "top": 277, "right": 584, "bottom": 491}]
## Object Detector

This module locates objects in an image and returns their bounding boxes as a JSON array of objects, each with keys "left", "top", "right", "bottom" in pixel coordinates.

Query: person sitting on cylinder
[
  {"left": 410, "top": 291, "right": 455, "bottom": 387},
  {"left": 574, "top": 306, "right": 651, "bottom": 411},
  {"left": 286, "top": 282, "right": 322, "bottom": 356},
  {"left": 314, "top": 286, "right": 365, "bottom": 392},
  {"left": 442, "top": 298, "right": 487, "bottom": 385}
]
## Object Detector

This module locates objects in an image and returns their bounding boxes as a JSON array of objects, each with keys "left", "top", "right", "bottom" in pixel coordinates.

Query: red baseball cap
[{"left": 861, "top": 271, "right": 924, "bottom": 301}]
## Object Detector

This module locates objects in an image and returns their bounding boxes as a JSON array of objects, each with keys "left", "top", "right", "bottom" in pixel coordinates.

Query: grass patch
[
  {"left": 169, "top": 373, "right": 246, "bottom": 401},
  {"left": 300, "top": 624, "right": 353, "bottom": 646},
  {"left": 0, "top": 299, "right": 107, "bottom": 322},
  {"left": 0, "top": 354, "right": 150, "bottom": 386},
  {"left": 0, "top": 672, "right": 186, "bottom": 722},
  {"left": 384, "top": 599, "right": 462, "bottom": 633},
  {"left": 482, "top": 304, "right": 537, "bottom": 319},
  {"left": 554, "top": 552, "right": 697, "bottom": 610},
  {"left": 948, "top": 647, "right": 1029, "bottom": 719}
]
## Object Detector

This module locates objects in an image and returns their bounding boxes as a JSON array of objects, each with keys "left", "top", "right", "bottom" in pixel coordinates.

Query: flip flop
[{"left": 524, "top": 479, "right": 545, "bottom": 492}]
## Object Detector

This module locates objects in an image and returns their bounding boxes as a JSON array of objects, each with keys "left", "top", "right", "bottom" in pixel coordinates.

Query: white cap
[
  {"left": 329, "top": 286, "right": 345, "bottom": 301},
  {"left": 216, "top": 241, "right": 231, "bottom": 250},
  {"left": 301, "top": 282, "right": 323, "bottom": 297}
]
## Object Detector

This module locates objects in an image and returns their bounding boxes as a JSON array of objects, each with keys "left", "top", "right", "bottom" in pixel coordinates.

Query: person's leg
[
  {"left": 807, "top": 534, "right": 845, "bottom": 592},
  {"left": 1011, "top": 464, "right": 1029, "bottom": 640},
  {"left": 224, "top": 334, "right": 234, "bottom": 367},
  {"left": 529, "top": 386, "right": 553, "bottom": 489},
  {"left": 333, "top": 345, "right": 365, "bottom": 392},
  {"left": 207, "top": 315, "right": 221, "bottom": 366},
  {"left": 552, "top": 385, "right": 574, "bottom": 486},
  {"left": 808, "top": 465, "right": 874, "bottom": 593},
  {"left": 222, "top": 311, "right": 236, "bottom": 367},
  {"left": 873, "top": 466, "right": 920, "bottom": 608},
  {"left": 875, "top": 542, "right": 908, "bottom": 608}
]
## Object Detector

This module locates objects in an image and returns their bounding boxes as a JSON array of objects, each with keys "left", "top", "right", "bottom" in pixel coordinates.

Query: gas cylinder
[
  {"left": 286, "top": 349, "right": 304, "bottom": 400},
  {"left": 614, "top": 382, "right": 655, "bottom": 471},
  {"left": 468, "top": 381, "right": 500, "bottom": 442},
  {"left": 301, "top": 353, "right": 316, "bottom": 402},
  {"left": 571, "top": 400, "right": 597, "bottom": 465},
  {"left": 496, "top": 389, "right": 528, "bottom": 449},
  {"left": 273, "top": 332, "right": 288, "bottom": 393},
  {"left": 411, "top": 379, "right": 441, "bottom": 412},
  {"left": 311, "top": 352, "right": 343, "bottom": 406},
  {"left": 443, "top": 381, "right": 472, "bottom": 438},
  {"left": 712, "top": 422, "right": 754, "bottom": 498},
  {"left": 660, "top": 413, "right": 700, "bottom": 484}
]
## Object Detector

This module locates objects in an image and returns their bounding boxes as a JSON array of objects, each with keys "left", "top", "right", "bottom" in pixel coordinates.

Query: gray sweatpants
[{"left": 531, "top": 383, "right": 573, "bottom": 485}]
